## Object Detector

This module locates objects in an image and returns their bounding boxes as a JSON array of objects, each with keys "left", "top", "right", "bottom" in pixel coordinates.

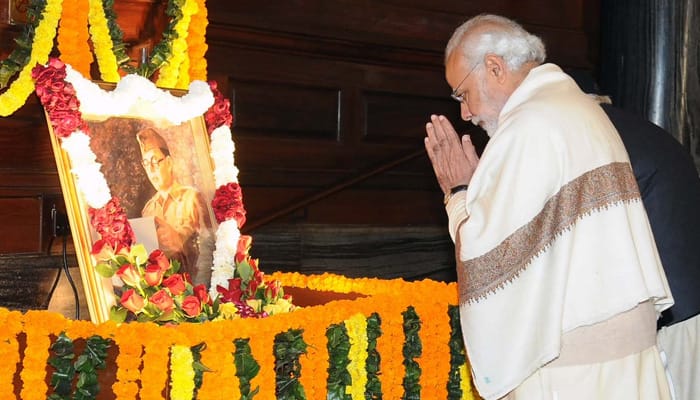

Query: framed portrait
[{"left": 42, "top": 67, "right": 223, "bottom": 323}]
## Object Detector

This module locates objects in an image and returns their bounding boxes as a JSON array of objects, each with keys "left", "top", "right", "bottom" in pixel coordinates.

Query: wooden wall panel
[{"left": 232, "top": 80, "right": 341, "bottom": 140}]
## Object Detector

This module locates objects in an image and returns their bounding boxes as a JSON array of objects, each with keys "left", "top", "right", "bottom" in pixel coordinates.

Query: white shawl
[{"left": 446, "top": 64, "right": 673, "bottom": 400}]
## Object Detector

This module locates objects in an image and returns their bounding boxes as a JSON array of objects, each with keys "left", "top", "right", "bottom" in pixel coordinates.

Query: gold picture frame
[{"left": 47, "top": 82, "right": 219, "bottom": 323}]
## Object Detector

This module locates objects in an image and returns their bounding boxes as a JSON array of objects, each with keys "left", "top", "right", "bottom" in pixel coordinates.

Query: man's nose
[{"left": 460, "top": 102, "right": 473, "bottom": 121}]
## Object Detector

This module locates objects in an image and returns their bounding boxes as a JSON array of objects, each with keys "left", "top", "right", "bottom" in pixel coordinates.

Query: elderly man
[{"left": 424, "top": 14, "right": 674, "bottom": 399}]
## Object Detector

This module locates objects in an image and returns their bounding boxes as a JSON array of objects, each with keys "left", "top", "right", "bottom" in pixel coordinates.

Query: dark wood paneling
[
  {"left": 231, "top": 79, "right": 341, "bottom": 140},
  {"left": 0, "top": 197, "right": 43, "bottom": 253}
]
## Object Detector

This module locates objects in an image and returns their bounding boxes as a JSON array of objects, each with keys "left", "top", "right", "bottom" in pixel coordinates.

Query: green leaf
[
  {"left": 94, "top": 262, "right": 117, "bottom": 278},
  {"left": 130, "top": 244, "right": 149, "bottom": 265},
  {"left": 237, "top": 261, "right": 253, "bottom": 282},
  {"left": 110, "top": 306, "right": 128, "bottom": 323}
]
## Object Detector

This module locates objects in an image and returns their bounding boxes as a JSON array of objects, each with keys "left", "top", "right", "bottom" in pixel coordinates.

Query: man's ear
[{"left": 484, "top": 54, "right": 507, "bottom": 84}]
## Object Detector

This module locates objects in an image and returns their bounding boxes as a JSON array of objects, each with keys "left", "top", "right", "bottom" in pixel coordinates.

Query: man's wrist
[{"left": 443, "top": 184, "right": 469, "bottom": 205}]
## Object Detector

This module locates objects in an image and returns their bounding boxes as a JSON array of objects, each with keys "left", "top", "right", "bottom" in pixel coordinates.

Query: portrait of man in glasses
[{"left": 136, "top": 126, "right": 214, "bottom": 281}]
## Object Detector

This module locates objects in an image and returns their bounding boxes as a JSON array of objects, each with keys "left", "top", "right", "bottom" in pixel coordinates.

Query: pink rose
[
  {"left": 116, "top": 263, "right": 141, "bottom": 288},
  {"left": 150, "top": 289, "right": 175, "bottom": 313},
  {"left": 181, "top": 295, "right": 202, "bottom": 318},
  {"left": 144, "top": 264, "right": 165, "bottom": 287},
  {"left": 120, "top": 289, "right": 145, "bottom": 313},
  {"left": 162, "top": 274, "right": 186, "bottom": 296}
]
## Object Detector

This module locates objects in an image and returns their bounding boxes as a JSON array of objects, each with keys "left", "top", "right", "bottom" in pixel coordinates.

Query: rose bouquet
[
  {"left": 214, "top": 234, "right": 296, "bottom": 320},
  {"left": 93, "top": 241, "right": 219, "bottom": 324}
]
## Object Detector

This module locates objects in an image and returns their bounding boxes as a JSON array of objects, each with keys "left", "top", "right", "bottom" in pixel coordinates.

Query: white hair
[{"left": 445, "top": 14, "right": 546, "bottom": 71}]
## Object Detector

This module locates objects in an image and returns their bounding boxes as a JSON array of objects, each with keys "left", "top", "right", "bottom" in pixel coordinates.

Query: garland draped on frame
[{"left": 0, "top": 0, "right": 209, "bottom": 117}]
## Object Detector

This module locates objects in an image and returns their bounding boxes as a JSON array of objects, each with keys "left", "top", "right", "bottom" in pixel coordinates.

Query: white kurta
[{"left": 446, "top": 64, "right": 673, "bottom": 400}]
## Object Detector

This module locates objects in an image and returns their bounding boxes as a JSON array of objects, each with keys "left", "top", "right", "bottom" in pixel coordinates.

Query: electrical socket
[{"left": 51, "top": 204, "right": 70, "bottom": 237}]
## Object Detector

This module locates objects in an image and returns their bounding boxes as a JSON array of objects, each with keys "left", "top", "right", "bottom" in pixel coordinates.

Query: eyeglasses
[
  {"left": 142, "top": 156, "right": 167, "bottom": 169},
  {"left": 450, "top": 62, "right": 479, "bottom": 103}
]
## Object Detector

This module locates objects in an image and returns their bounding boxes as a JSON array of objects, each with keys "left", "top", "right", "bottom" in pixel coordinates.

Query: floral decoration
[
  {"left": 212, "top": 182, "right": 246, "bottom": 225},
  {"left": 88, "top": 197, "right": 135, "bottom": 249},
  {"left": 87, "top": 0, "right": 129, "bottom": 82},
  {"left": 93, "top": 243, "right": 219, "bottom": 324},
  {"left": 0, "top": 0, "right": 61, "bottom": 117},
  {"left": 32, "top": 56, "right": 294, "bottom": 324},
  {"left": 0, "top": 0, "right": 210, "bottom": 117},
  {"left": 170, "top": 345, "right": 196, "bottom": 400},
  {"left": 57, "top": 0, "right": 92, "bottom": 77},
  {"left": 203, "top": 81, "right": 233, "bottom": 133},
  {"left": 0, "top": 274, "right": 476, "bottom": 400},
  {"left": 186, "top": 0, "right": 208, "bottom": 81},
  {"left": 156, "top": 0, "right": 199, "bottom": 89}
]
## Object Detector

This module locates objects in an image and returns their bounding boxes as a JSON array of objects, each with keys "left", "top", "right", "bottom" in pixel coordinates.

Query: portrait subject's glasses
[
  {"left": 142, "top": 156, "right": 167, "bottom": 170},
  {"left": 450, "top": 62, "right": 479, "bottom": 103}
]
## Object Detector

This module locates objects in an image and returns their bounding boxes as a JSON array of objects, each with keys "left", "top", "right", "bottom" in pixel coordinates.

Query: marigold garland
[
  {"left": 0, "top": 274, "right": 476, "bottom": 399},
  {"left": 414, "top": 301, "right": 451, "bottom": 398},
  {"left": 0, "top": 0, "right": 62, "bottom": 117},
  {"left": 156, "top": 0, "right": 198, "bottom": 88},
  {"left": 0, "top": 0, "right": 211, "bottom": 116},
  {"left": 57, "top": 0, "right": 92, "bottom": 76},
  {"left": 247, "top": 332, "right": 277, "bottom": 399},
  {"left": 0, "top": 310, "right": 22, "bottom": 397},
  {"left": 20, "top": 311, "right": 64, "bottom": 400},
  {"left": 87, "top": 0, "right": 122, "bottom": 82},
  {"left": 111, "top": 325, "right": 143, "bottom": 400},
  {"left": 170, "top": 345, "right": 196, "bottom": 400},
  {"left": 140, "top": 323, "right": 173, "bottom": 399},
  {"left": 345, "top": 313, "right": 369, "bottom": 400},
  {"left": 186, "top": 0, "right": 208, "bottom": 81}
]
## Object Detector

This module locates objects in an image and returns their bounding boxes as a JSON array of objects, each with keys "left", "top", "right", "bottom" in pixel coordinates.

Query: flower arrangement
[
  {"left": 32, "top": 57, "right": 295, "bottom": 324},
  {"left": 0, "top": 0, "right": 208, "bottom": 117},
  {"left": 92, "top": 243, "right": 218, "bottom": 323}
]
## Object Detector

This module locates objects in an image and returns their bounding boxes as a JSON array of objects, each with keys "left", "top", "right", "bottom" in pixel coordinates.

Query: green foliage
[
  {"left": 401, "top": 306, "right": 421, "bottom": 400},
  {"left": 0, "top": 0, "right": 46, "bottom": 88},
  {"left": 234, "top": 338, "right": 260, "bottom": 400},
  {"left": 99, "top": 0, "right": 135, "bottom": 72},
  {"left": 365, "top": 313, "right": 382, "bottom": 400},
  {"left": 190, "top": 342, "right": 209, "bottom": 398},
  {"left": 136, "top": 0, "right": 182, "bottom": 78},
  {"left": 274, "top": 329, "right": 307, "bottom": 400},
  {"left": 48, "top": 332, "right": 111, "bottom": 400},
  {"left": 48, "top": 333, "right": 75, "bottom": 399},
  {"left": 446, "top": 305, "right": 467, "bottom": 400},
  {"left": 326, "top": 323, "right": 351, "bottom": 400}
]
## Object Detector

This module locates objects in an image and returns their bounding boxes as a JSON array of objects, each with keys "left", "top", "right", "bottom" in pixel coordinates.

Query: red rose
[
  {"left": 162, "top": 274, "right": 186, "bottom": 296},
  {"left": 181, "top": 295, "right": 202, "bottom": 317},
  {"left": 193, "top": 284, "right": 211, "bottom": 305},
  {"left": 32, "top": 59, "right": 89, "bottom": 139},
  {"left": 204, "top": 81, "right": 234, "bottom": 133},
  {"left": 150, "top": 289, "right": 175, "bottom": 313},
  {"left": 217, "top": 277, "right": 243, "bottom": 303},
  {"left": 265, "top": 280, "right": 281, "bottom": 300},
  {"left": 211, "top": 182, "right": 246, "bottom": 226},
  {"left": 120, "top": 289, "right": 145, "bottom": 313},
  {"left": 237, "top": 235, "right": 252, "bottom": 255},
  {"left": 88, "top": 197, "right": 135, "bottom": 248},
  {"left": 148, "top": 249, "right": 171, "bottom": 272}
]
